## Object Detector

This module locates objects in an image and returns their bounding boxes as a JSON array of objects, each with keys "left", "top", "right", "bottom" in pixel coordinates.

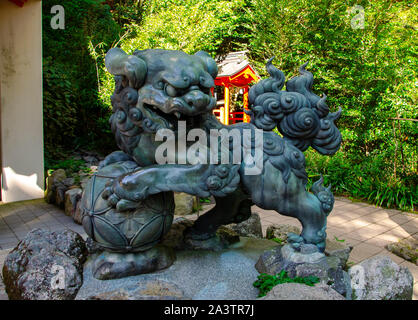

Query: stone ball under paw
[{"left": 80, "top": 161, "right": 174, "bottom": 253}]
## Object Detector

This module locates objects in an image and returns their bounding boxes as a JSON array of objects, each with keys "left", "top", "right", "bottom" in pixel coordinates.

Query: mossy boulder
[{"left": 349, "top": 255, "right": 413, "bottom": 300}]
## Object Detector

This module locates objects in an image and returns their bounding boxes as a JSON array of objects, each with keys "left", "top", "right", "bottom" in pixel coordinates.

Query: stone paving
[{"left": 0, "top": 197, "right": 416, "bottom": 300}]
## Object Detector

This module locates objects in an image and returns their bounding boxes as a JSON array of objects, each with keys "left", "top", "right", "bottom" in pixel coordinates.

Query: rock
[
  {"left": 2, "top": 229, "right": 87, "bottom": 300},
  {"left": 265, "top": 224, "right": 301, "bottom": 244},
  {"left": 83, "top": 155, "right": 99, "bottom": 165},
  {"left": 55, "top": 178, "right": 75, "bottom": 209},
  {"left": 86, "top": 237, "right": 103, "bottom": 255},
  {"left": 255, "top": 245, "right": 285, "bottom": 275},
  {"left": 386, "top": 237, "right": 417, "bottom": 265},
  {"left": 64, "top": 188, "right": 82, "bottom": 218},
  {"left": 62, "top": 177, "right": 75, "bottom": 187},
  {"left": 73, "top": 200, "right": 83, "bottom": 225},
  {"left": 161, "top": 217, "right": 194, "bottom": 250},
  {"left": 349, "top": 255, "right": 414, "bottom": 300},
  {"left": 255, "top": 244, "right": 352, "bottom": 298},
  {"left": 48, "top": 168, "right": 67, "bottom": 182},
  {"left": 46, "top": 169, "right": 67, "bottom": 204},
  {"left": 255, "top": 244, "right": 327, "bottom": 276},
  {"left": 73, "top": 154, "right": 83, "bottom": 161},
  {"left": 92, "top": 245, "right": 176, "bottom": 280},
  {"left": 259, "top": 283, "right": 345, "bottom": 300},
  {"left": 325, "top": 238, "right": 353, "bottom": 268},
  {"left": 161, "top": 217, "right": 240, "bottom": 251},
  {"left": 293, "top": 263, "right": 329, "bottom": 280},
  {"left": 174, "top": 192, "right": 195, "bottom": 215},
  {"left": 300, "top": 243, "right": 319, "bottom": 255},
  {"left": 264, "top": 229, "right": 352, "bottom": 271},
  {"left": 87, "top": 289, "right": 132, "bottom": 300},
  {"left": 55, "top": 186, "right": 66, "bottom": 208},
  {"left": 184, "top": 226, "right": 240, "bottom": 251},
  {"left": 327, "top": 263, "right": 352, "bottom": 298},
  {"left": 226, "top": 213, "right": 263, "bottom": 239},
  {"left": 79, "top": 149, "right": 98, "bottom": 157},
  {"left": 217, "top": 226, "right": 240, "bottom": 245},
  {"left": 76, "top": 237, "right": 278, "bottom": 300},
  {"left": 85, "top": 280, "right": 187, "bottom": 300}
]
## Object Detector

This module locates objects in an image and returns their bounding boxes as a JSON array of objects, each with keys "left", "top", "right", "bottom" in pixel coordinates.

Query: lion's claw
[
  {"left": 102, "top": 186, "right": 113, "bottom": 199},
  {"left": 108, "top": 194, "right": 120, "bottom": 206},
  {"left": 116, "top": 199, "right": 139, "bottom": 212},
  {"left": 101, "top": 176, "right": 147, "bottom": 211}
]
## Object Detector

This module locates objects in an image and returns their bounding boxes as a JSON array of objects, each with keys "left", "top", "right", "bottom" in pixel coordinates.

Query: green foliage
[
  {"left": 306, "top": 149, "right": 417, "bottom": 211},
  {"left": 137, "top": 0, "right": 250, "bottom": 55},
  {"left": 42, "top": 0, "right": 120, "bottom": 165},
  {"left": 200, "top": 197, "right": 211, "bottom": 203},
  {"left": 45, "top": 157, "right": 88, "bottom": 178},
  {"left": 105, "top": 0, "right": 147, "bottom": 28},
  {"left": 253, "top": 271, "right": 320, "bottom": 297},
  {"left": 43, "top": 57, "right": 78, "bottom": 158},
  {"left": 98, "top": 0, "right": 251, "bottom": 109},
  {"left": 334, "top": 236, "right": 345, "bottom": 243},
  {"left": 271, "top": 238, "right": 284, "bottom": 244},
  {"left": 246, "top": 0, "right": 417, "bottom": 211},
  {"left": 43, "top": 0, "right": 417, "bottom": 212}
]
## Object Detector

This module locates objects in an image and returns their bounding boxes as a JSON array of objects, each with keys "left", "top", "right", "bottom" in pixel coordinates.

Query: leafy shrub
[
  {"left": 271, "top": 238, "right": 284, "bottom": 245},
  {"left": 43, "top": 57, "right": 78, "bottom": 159},
  {"left": 42, "top": 0, "right": 120, "bottom": 163},
  {"left": 246, "top": 0, "right": 417, "bottom": 212},
  {"left": 42, "top": 0, "right": 417, "bottom": 213},
  {"left": 45, "top": 157, "right": 88, "bottom": 177},
  {"left": 253, "top": 271, "right": 320, "bottom": 297},
  {"left": 305, "top": 149, "right": 417, "bottom": 211},
  {"left": 98, "top": 0, "right": 250, "bottom": 110}
]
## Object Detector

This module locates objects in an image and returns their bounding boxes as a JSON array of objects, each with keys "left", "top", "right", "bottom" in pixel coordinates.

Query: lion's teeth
[{"left": 174, "top": 112, "right": 181, "bottom": 119}]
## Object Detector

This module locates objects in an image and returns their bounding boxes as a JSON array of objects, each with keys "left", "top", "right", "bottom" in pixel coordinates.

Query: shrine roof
[
  {"left": 216, "top": 51, "right": 259, "bottom": 78},
  {"left": 215, "top": 51, "right": 260, "bottom": 87}
]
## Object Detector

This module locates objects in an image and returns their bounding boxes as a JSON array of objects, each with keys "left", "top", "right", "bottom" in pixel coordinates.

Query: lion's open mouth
[{"left": 143, "top": 103, "right": 204, "bottom": 131}]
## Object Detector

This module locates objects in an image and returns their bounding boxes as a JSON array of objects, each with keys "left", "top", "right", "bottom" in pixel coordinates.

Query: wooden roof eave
[{"left": 215, "top": 65, "right": 259, "bottom": 88}]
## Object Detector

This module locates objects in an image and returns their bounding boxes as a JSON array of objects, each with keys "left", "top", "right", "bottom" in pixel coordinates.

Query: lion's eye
[
  {"left": 165, "top": 84, "right": 177, "bottom": 97},
  {"left": 129, "top": 108, "right": 142, "bottom": 121},
  {"left": 116, "top": 110, "right": 126, "bottom": 123},
  {"left": 157, "top": 81, "right": 164, "bottom": 89}
]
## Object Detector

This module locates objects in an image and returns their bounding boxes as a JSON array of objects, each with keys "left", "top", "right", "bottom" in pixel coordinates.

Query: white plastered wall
[{"left": 0, "top": 0, "right": 44, "bottom": 202}]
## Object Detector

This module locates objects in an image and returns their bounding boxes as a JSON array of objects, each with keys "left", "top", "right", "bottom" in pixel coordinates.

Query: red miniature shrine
[{"left": 213, "top": 52, "right": 260, "bottom": 125}]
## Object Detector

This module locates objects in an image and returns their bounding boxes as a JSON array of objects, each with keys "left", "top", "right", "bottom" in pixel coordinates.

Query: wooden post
[
  {"left": 243, "top": 86, "right": 250, "bottom": 123},
  {"left": 224, "top": 86, "right": 230, "bottom": 125},
  {"left": 220, "top": 107, "right": 225, "bottom": 124}
]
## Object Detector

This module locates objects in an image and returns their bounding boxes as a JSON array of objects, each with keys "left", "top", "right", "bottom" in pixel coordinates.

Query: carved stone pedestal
[
  {"left": 92, "top": 245, "right": 175, "bottom": 280},
  {"left": 256, "top": 243, "right": 352, "bottom": 298}
]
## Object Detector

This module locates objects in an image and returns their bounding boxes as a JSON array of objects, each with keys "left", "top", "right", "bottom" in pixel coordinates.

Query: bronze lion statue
[{"left": 80, "top": 48, "right": 342, "bottom": 253}]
